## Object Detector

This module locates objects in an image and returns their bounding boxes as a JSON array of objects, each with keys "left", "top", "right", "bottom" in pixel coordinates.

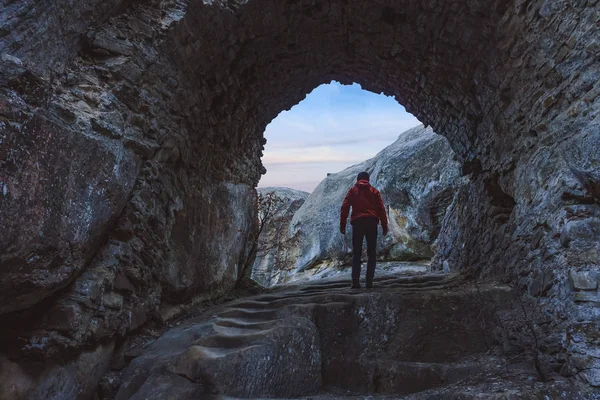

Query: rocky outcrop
[
  {"left": 0, "top": 343, "right": 116, "bottom": 400},
  {"left": 0, "top": 1, "right": 258, "bottom": 396},
  {"left": 0, "top": 107, "right": 139, "bottom": 314},
  {"left": 253, "top": 126, "right": 460, "bottom": 286},
  {"left": 251, "top": 187, "right": 309, "bottom": 287}
]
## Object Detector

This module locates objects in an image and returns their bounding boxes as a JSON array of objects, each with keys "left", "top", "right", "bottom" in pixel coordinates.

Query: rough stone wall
[
  {"left": 1, "top": 0, "right": 599, "bottom": 395},
  {"left": 0, "top": 0, "right": 136, "bottom": 78},
  {"left": 1, "top": 1, "right": 257, "bottom": 396},
  {"left": 163, "top": 0, "right": 507, "bottom": 178},
  {"left": 433, "top": 0, "right": 600, "bottom": 386}
]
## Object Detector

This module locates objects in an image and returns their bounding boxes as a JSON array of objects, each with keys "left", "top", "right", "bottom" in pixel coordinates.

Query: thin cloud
[
  {"left": 267, "top": 132, "right": 403, "bottom": 150},
  {"left": 263, "top": 160, "right": 363, "bottom": 166},
  {"left": 265, "top": 113, "right": 420, "bottom": 150},
  {"left": 262, "top": 155, "right": 363, "bottom": 165},
  {"left": 259, "top": 81, "right": 422, "bottom": 192}
]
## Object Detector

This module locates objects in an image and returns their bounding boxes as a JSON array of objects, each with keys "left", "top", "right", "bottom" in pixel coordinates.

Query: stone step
[
  {"left": 115, "top": 274, "right": 519, "bottom": 399},
  {"left": 291, "top": 273, "right": 452, "bottom": 291},
  {"left": 213, "top": 317, "right": 282, "bottom": 330},
  {"left": 216, "top": 307, "right": 279, "bottom": 320},
  {"left": 194, "top": 331, "right": 272, "bottom": 349},
  {"left": 221, "top": 373, "right": 586, "bottom": 400},
  {"left": 322, "top": 357, "right": 506, "bottom": 395},
  {"left": 228, "top": 299, "right": 274, "bottom": 309},
  {"left": 212, "top": 323, "right": 268, "bottom": 335}
]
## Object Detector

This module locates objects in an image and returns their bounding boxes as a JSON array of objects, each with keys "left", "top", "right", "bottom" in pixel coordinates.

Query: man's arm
[
  {"left": 375, "top": 190, "right": 388, "bottom": 235},
  {"left": 340, "top": 190, "right": 353, "bottom": 234}
]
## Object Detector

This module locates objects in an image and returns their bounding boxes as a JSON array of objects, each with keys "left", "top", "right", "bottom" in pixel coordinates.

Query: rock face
[
  {"left": 0, "top": 1, "right": 258, "bottom": 396},
  {"left": 251, "top": 187, "right": 309, "bottom": 287},
  {"left": 1, "top": 0, "right": 599, "bottom": 395},
  {"left": 253, "top": 126, "right": 460, "bottom": 286},
  {"left": 0, "top": 342, "right": 116, "bottom": 400},
  {"left": 0, "top": 110, "right": 139, "bottom": 314}
]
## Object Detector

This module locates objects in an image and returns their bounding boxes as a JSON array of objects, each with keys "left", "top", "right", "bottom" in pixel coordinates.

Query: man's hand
[
  {"left": 382, "top": 226, "right": 389, "bottom": 236},
  {"left": 340, "top": 227, "right": 346, "bottom": 235}
]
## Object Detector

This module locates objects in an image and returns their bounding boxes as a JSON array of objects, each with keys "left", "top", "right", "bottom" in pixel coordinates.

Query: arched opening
[
  {"left": 168, "top": 0, "right": 503, "bottom": 182},
  {"left": 259, "top": 81, "right": 420, "bottom": 191},
  {"left": 252, "top": 81, "right": 461, "bottom": 287}
]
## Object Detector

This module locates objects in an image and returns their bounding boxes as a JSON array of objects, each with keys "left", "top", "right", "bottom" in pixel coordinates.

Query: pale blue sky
[{"left": 258, "top": 81, "right": 421, "bottom": 192}]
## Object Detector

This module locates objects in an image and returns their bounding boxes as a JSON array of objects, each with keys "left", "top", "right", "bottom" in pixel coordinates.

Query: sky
[{"left": 258, "top": 81, "right": 421, "bottom": 193}]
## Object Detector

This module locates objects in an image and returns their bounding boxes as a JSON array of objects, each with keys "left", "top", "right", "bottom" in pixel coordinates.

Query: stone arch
[
  {"left": 164, "top": 0, "right": 508, "bottom": 185},
  {"left": 161, "top": 0, "right": 600, "bottom": 282},
  {"left": 1, "top": 0, "right": 599, "bottom": 394}
]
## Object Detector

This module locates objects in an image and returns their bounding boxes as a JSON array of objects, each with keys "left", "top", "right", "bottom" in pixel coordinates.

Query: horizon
[{"left": 258, "top": 81, "right": 421, "bottom": 192}]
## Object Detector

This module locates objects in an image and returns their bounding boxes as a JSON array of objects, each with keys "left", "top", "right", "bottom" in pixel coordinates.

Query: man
[{"left": 340, "top": 171, "right": 388, "bottom": 289}]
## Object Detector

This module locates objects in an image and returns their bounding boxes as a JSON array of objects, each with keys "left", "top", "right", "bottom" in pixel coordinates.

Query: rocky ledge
[{"left": 106, "top": 269, "right": 593, "bottom": 399}]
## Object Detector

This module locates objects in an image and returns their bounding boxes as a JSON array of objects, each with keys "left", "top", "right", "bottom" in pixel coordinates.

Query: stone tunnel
[{"left": 0, "top": 0, "right": 599, "bottom": 398}]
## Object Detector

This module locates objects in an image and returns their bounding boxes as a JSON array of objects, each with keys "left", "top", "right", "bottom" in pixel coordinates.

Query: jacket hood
[{"left": 356, "top": 179, "right": 371, "bottom": 189}]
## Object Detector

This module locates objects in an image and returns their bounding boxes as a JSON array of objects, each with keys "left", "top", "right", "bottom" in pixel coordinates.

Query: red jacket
[{"left": 340, "top": 180, "right": 388, "bottom": 230}]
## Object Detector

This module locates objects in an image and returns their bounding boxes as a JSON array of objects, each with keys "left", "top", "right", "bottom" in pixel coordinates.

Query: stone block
[
  {"left": 113, "top": 272, "right": 135, "bottom": 293},
  {"left": 91, "top": 117, "right": 123, "bottom": 138},
  {"left": 582, "top": 368, "right": 600, "bottom": 387},
  {"left": 574, "top": 292, "right": 600, "bottom": 304},
  {"left": 111, "top": 339, "right": 129, "bottom": 371},
  {"left": 103, "top": 292, "right": 124, "bottom": 310},
  {"left": 570, "top": 270, "right": 599, "bottom": 291},
  {"left": 129, "top": 306, "right": 147, "bottom": 331},
  {"left": 124, "top": 345, "right": 144, "bottom": 363},
  {"left": 529, "top": 268, "right": 556, "bottom": 296},
  {"left": 44, "top": 304, "right": 81, "bottom": 333},
  {"left": 93, "top": 31, "right": 135, "bottom": 56}
]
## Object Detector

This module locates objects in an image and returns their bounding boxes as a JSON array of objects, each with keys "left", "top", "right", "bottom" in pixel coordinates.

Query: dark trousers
[{"left": 351, "top": 217, "right": 378, "bottom": 282}]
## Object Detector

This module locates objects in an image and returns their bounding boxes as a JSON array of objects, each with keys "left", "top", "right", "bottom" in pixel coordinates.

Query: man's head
[{"left": 357, "top": 171, "right": 370, "bottom": 182}]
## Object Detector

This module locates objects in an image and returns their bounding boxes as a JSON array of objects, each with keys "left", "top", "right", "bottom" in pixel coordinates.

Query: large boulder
[
  {"left": 0, "top": 70, "right": 140, "bottom": 315},
  {"left": 254, "top": 126, "right": 461, "bottom": 286}
]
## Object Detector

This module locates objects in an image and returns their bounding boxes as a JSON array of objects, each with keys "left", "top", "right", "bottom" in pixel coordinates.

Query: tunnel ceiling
[{"left": 164, "top": 0, "right": 508, "bottom": 178}]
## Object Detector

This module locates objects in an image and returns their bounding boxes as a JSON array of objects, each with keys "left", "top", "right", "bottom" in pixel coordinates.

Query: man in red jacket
[{"left": 340, "top": 171, "right": 388, "bottom": 289}]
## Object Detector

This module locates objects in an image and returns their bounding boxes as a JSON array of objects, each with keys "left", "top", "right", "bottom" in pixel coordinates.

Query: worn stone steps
[
  {"left": 249, "top": 277, "right": 457, "bottom": 307},
  {"left": 213, "top": 317, "right": 280, "bottom": 330},
  {"left": 290, "top": 273, "right": 451, "bottom": 291},
  {"left": 183, "top": 344, "right": 266, "bottom": 359},
  {"left": 221, "top": 375, "right": 587, "bottom": 400},
  {"left": 115, "top": 271, "right": 582, "bottom": 399},
  {"left": 192, "top": 331, "right": 273, "bottom": 349},
  {"left": 216, "top": 307, "right": 280, "bottom": 320}
]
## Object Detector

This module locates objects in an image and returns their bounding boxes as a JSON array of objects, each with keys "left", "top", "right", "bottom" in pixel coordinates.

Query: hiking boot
[{"left": 350, "top": 280, "right": 361, "bottom": 289}]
